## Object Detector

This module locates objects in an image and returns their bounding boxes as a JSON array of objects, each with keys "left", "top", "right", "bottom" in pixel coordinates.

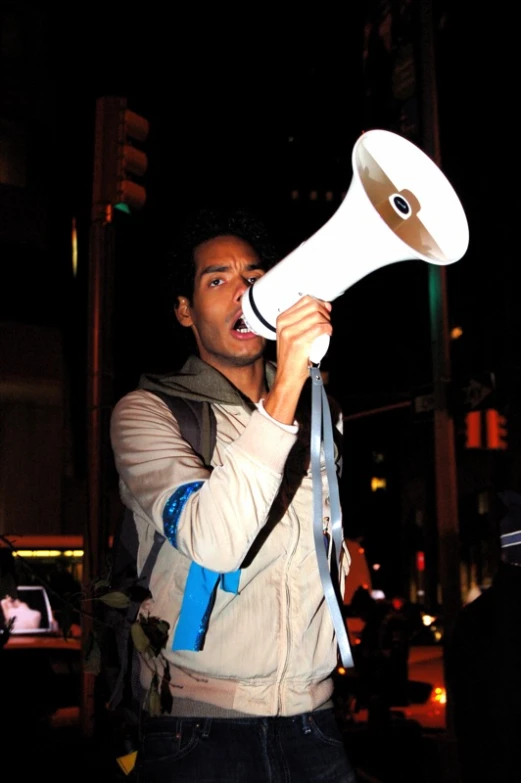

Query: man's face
[{"left": 177, "top": 235, "right": 267, "bottom": 370}]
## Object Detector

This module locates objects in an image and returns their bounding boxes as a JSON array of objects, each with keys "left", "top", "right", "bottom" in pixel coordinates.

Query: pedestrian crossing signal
[
  {"left": 465, "top": 411, "right": 481, "bottom": 448},
  {"left": 464, "top": 409, "right": 507, "bottom": 450},
  {"left": 486, "top": 409, "right": 508, "bottom": 450}
]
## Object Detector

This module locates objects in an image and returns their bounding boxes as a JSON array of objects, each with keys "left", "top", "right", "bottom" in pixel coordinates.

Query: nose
[{"left": 235, "top": 276, "right": 252, "bottom": 301}]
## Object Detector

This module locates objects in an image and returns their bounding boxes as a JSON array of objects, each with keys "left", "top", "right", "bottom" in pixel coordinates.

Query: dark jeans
[{"left": 136, "top": 708, "right": 357, "bottom": 783}]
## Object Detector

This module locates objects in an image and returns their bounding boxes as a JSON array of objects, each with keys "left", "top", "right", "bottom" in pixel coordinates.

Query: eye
[
  {"left": 209, "top": 278, "right": 224, "bottom": 287},
  {"left": 247, "top": 271, "right": 265, "bottom": 285}
]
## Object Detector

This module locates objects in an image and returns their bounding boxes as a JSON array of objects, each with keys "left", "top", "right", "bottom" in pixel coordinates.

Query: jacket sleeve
[{"left": 110, "top": 390, "right": 298, "bottom": 573}]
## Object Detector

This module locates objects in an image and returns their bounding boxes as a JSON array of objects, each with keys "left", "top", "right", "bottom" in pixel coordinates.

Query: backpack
[{"left": 98, "top": 392, "right": 216, "bottom": 774}]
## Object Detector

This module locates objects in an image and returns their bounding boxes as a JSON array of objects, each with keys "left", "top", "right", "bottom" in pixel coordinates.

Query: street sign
[
  {"left": 413, "top": 393, "right": 434, "bottom": 414},
  {"left": 462, "top": 374, "right": 495, "bottom": 409}
]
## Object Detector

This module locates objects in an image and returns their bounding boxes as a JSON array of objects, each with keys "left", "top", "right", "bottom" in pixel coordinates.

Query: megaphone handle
[{"left": 309, "top": 334, "right": 330, "bottom": 365}]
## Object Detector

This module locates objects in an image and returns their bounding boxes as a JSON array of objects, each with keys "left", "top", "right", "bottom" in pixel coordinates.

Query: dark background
[
  {"left": 47, "top": 2, "right": 518, "bottom": 402},
  {"left": 2, "top": 0, "right": 519, "bottom": 600}
]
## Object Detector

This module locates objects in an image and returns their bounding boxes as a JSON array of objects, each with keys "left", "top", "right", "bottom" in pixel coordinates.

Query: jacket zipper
[{"left": 275, "top": 505, "right": 300, "bottom": 714}]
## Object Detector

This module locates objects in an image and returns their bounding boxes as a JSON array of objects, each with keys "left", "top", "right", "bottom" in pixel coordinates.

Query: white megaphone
[{"left": 242, "top": 129, "right": 470, "bottom": 364}]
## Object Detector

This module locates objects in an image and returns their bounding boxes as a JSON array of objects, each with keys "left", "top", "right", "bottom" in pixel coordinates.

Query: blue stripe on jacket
[{"left": 163, "top": 481, "right": 241, "bottom": 651}]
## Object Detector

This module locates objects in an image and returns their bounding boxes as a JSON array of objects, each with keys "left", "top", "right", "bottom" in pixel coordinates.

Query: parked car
[
  {"left": 391, "top": 617, "right": 446, "bottom": 730},
  {"left": 334, "top": 611, "right": 446, "bottom": 731},
  {"left": 1, "top": 585, "right": 81, "bottom": 732}
]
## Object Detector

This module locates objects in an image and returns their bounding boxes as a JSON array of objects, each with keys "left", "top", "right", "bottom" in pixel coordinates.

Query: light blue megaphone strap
[
  {"left": 309, "top": 366, "right": 354, "bottom": 669},
  {"left": 321, "top": 379, "right": 344, "bottom": 579}
]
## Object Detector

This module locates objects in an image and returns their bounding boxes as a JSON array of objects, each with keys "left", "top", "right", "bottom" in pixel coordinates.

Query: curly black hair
[{"left": 166, "top": 206, "right": 280, "bottom": 305}]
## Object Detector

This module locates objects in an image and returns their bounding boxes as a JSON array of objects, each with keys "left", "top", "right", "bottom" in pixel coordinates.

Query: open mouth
[{"left": 232, "top": 315, "right": 252, "bottom": 334}]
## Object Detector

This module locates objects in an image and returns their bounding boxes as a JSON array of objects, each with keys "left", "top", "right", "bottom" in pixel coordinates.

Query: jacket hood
[{"left": 138, "top": 355, "right": 277, "bottom": 411}]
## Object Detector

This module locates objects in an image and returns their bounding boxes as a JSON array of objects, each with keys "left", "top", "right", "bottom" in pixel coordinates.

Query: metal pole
[
  {"left": 81, "top": 100, "right": 115, "bottom": 738},
  {"left": 419, "top": 0, "right": 462, "bottom": 746},
  {"left": 82, "top": 217, "right": 102, "bottom": 738}
]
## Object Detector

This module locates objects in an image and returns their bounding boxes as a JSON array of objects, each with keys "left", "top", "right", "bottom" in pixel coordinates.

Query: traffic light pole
[
  {"left": 83, "top": 213, "right": 115, "bottom": 739},
  {"left": 82, "top": 103, "right": 117, "bottom": 739},
  {"left": 81, "top": 96, "right": 149, "bottom": 738},
  {"left": 420, "top": 0, "right": 461, "bottom": 752}
]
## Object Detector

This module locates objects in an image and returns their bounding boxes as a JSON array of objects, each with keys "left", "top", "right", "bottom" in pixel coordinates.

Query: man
[
  {"left": 349, "top": 587, "right": 409, "bottom": 732},
  {"left": 446, "top": 490, "right": 521, "bottom": 783},
  {"left": 110, "top": 207, "right": 357, "bottom": 782}
]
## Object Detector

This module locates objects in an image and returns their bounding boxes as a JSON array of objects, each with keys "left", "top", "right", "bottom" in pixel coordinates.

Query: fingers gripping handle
[
  {"left": 308, "top": 333, "right": 331, "bottom": 366},
  {"left": 241, "top": 286, "right": 331, "bottom": 365}
]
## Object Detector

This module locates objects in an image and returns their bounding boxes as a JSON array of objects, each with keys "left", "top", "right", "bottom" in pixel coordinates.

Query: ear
[{"left": 175, "top": 296, "right": 194, "bottom": 328}]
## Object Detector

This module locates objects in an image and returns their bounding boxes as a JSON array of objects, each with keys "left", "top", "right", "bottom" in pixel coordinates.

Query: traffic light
[
  {"left": 464, "top": 409, "right": 508, "bottom": 450},
  {"left": 92, "top": 96, "right": 149, "bottom": 218},
  {"left": 465, "top": 411, "right": 481, "bottom": 448},
  {"left": 486, "top": 409, "right": 508, "bottom": 450}
]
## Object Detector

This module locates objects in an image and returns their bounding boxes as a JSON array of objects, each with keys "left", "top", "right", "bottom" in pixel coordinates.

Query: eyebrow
[{"left": 198, "top": 262, "right": 264, "bottom": 278}]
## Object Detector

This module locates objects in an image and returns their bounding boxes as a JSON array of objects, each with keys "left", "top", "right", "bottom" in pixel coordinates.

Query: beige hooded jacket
[{"left": 110, "top": 355, "right": 350, "bottom": 717}]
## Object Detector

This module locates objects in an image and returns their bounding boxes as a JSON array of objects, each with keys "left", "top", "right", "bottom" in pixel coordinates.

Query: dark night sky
[
  {"left": 58, "top": 8, "right": 366, "bottom": 396},
  {"left": 1, "top": 1, "right": 513, "bottom": 583},
  {"left": 46, "top": 2, "right": 519, "bottom": 420}
]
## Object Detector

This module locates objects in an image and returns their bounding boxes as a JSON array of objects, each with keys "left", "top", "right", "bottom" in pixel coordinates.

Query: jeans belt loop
[{"left": 301, "top": 714, "right": 312, "bottom": 735}]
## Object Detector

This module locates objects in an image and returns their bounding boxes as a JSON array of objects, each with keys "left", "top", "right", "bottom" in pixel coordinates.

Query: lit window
[
  {"left": 371, "top": 477, "right": 387, "bottom": 491},
  {"left": 450, "top": 326, "right": 463, "bottom": 340}
]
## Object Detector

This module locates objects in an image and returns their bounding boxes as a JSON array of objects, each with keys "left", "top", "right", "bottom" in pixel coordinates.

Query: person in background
[
  {"left": 1, "top": 594, "right": 42, "bottom": 630},
  {"left": 350, "top": 586, "right": 409, "bottom": 731},
  {"left": 446, "top": 490, "right": 521, "bottom": 783},
  {"left": 390, "top": 594, "right": 425, "bottom": 642}
]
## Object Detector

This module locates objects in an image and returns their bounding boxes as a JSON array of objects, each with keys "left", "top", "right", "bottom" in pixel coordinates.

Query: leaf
[
  {"left": 0, "top": 617, "right": 14, "bottom": 649},
  {"left": 156, "top": 620, "right": 170, "bottom": 637},
  {"left": 145, "top": 674, "right": 161, "bottom": 717},
  {"left": 160, "top": 664, "right": 173, "bottom": 714},
  {"left": 93, "top": 579, "right": 111, "bottom": 591},
  {"left": 130, "top": 621, "right": 151, "bottom": 654},
  {"left": 137, "top": 614, "right": 170, "bottom": 657},
  {"left": 148, "top": 688, "right": 161, "bottom": 717},
  {"left": 97, "top": 591, "right": 131, "bottom": 609},
  {"left": 84, "top": 634, "right": 102, "bottom": 674}
]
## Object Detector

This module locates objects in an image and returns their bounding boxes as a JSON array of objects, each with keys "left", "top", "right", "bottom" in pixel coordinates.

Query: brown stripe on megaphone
[{"left": 358, "top": 145, "right": 448, "bottom": 262}]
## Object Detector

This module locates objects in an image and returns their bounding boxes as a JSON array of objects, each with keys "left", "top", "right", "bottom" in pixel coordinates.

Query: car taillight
[{"left": 431, "top": 686, "right": 446, "bottom": 705}]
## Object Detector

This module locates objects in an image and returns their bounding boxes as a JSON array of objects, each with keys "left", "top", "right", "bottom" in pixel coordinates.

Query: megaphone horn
[{"left": 242, "top": 129, "right": 470, "bottom": 364}]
